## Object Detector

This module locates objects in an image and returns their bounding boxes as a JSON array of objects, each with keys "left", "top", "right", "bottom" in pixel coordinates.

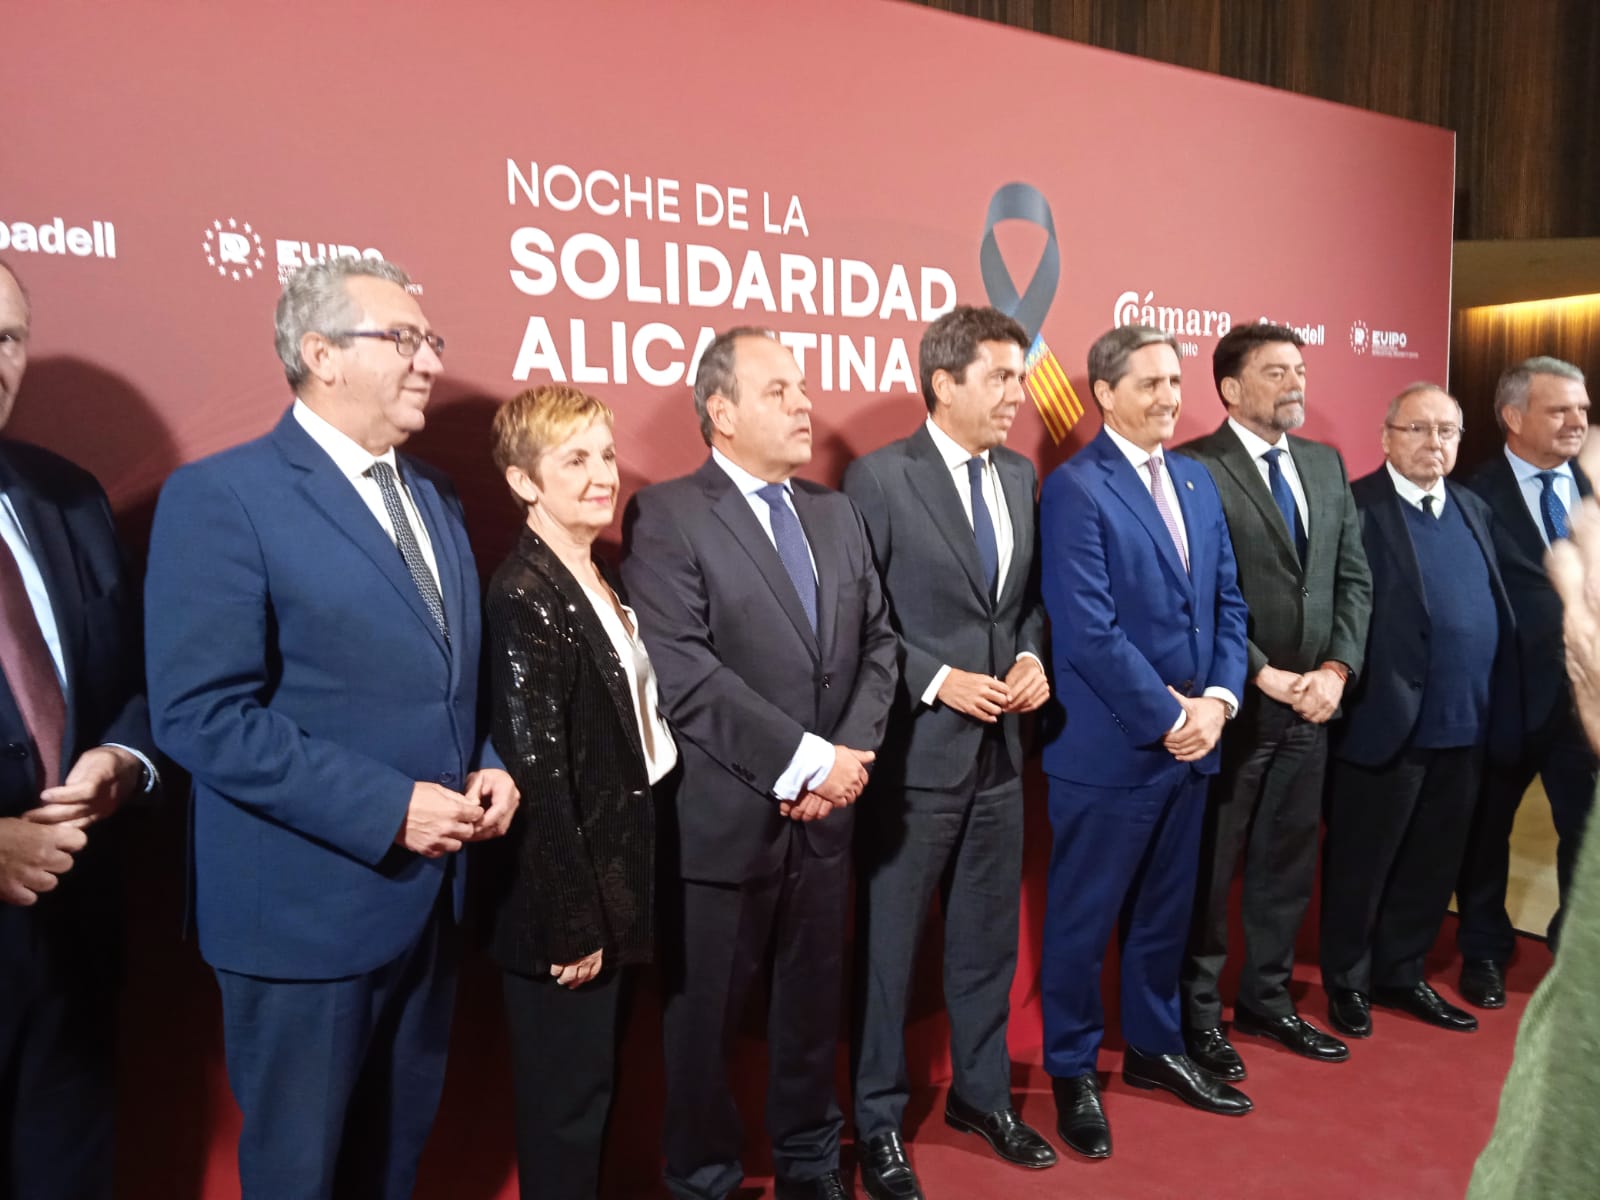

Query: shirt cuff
[
  {"left": 1014, "top": 651, "right": 1044, "bottom": 671},
  {"left": 921, "top": 664, "right": 953, "bottom": 708},
  {"left": 772, "top": 732, "right": 835, "bottom": 802},
  {"left": 104, "top": 743, "right": 159, "bottom": 793},
  {"left": 1169, "top": 708, "right": 1188, "bottom": 734},
  {"left": 1202, "top": 687, "right": 1239, "bottom": 719}
]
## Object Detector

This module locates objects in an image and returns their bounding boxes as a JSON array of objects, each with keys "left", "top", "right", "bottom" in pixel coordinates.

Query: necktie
[
  {"left": 366, "top": 462, "right": 449, "bottom": 642},
  {"left": 1145, "top": 453, "right": 1189, "bottom": 574},
  {"left": 1538, "top": 470, "right": 1570, "bottom": 542},
  {"left": 756, "top": 482, "right": 817, "bottom": 632},
  {"left": 1263, "top": 448, "right": 1308, "bottom": 561},
  {"left": 0, "top": 532, "right": 66, "bottom": 790},
  {"left": 967, "top": 456, "right": 1000, "bottom": 598},
  {"left": 1421, "top": 495, "right": 1435, "bottom": 518}
]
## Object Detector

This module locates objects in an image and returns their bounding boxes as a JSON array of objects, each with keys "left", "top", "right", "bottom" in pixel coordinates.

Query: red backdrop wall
[{"left": 4, "top": 2, "right": 1454, "bottom": 1195}]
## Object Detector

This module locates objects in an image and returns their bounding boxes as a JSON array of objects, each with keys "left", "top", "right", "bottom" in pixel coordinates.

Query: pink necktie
[
  {"left": 1145, "top": 453, "right": 1189, "bottom": 574},
  {"left": 0, "top": 534, "right": 66, "bottom": 791}
]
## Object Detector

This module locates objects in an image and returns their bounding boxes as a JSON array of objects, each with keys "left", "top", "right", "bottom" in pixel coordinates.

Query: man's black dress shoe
[
  {"left": 1459, "top": 959, "right": 1507, "bottom": 1009},
  {"left": 857, "top": 1132, "right": 923, "bottom": 1200},
  {"left": 1327, "top": 989, "right": 1372, "bottom": 1038},
  {"left": 774, "top": 1169, "right": 850, "bottom": 1200},
  {"left": 1233, "top": 1006, "right": 1350, "bottom": 1061},
  {"left": 1185, "top": 1026, "right": 1247, "bottom": 1081},
  {"left": 944, "top": 1091, "right": 1058, "bottom": 1168},
  {"left": 1051, "top": 1074, "right": 1111, "bottom": 1159},
  {"left": 1121, "top": 1048, "right": 1253, "bottom": 1116},
  {"left": 1373, "top": 982, "right": 1479, "bottom": 1032}
]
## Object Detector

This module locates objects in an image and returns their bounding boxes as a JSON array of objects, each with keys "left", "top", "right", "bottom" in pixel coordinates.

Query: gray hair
[
  {"left": 692, "top": 325, "right": 775, "bottom": 446},
  {"left": 274, "top": 257, "right": 411, "bottom": 389},
  {"left": 1384, "top": 382, "right": 1462, "bottom": 425},
  {"left": 1493, "top": 356, "right": 1586, "bottom": 431},
  {"left": 1087, "top": 324, "right": 1179, "bottom": 399}
]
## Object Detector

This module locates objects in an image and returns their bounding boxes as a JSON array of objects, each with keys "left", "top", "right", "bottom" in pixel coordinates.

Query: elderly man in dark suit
[
  {"left": 1322, "top": 383, "right": 1518, "bottom": 1040},
  {"left": 0, "top": 259, "right": 158, "bottom": 1199},
  {"left": 1177, "top": 321, "right": 1372, "bottom": 1081},
  {"left": 841, "top": 306, "right": 1054, "bottom": 1199},
  {"left": 622, "top": 327, "right": 898, "bottom": 1200},
  {"left": 1456, "top": 356, "right": 1595, "bottom": 1006},
  {"left": 146, "top": 257, "right": 518, "bottom": 1199}
]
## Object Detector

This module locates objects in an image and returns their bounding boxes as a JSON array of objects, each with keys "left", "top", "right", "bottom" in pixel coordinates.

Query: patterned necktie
[
  {"left": 1263, "top": 448, "right": 1308, "bottom": 561},
  {"left": 1145, "top": 453, "right": 1189, "bottom": 574},
  {"left": 756, "top": 482, "right": 818, "bottom": 632},
  {"left": 967, "top": 456, "right": 1000, "bottom": 598},
  {"left": 366, "top": 461, "right": 449, "bottom": 642},
  {"left": 1538, "top": 470, "right": 1570, "bottom": 542},
  {"left": 0, "top": 532, "right": 66, "bottom": 790}
]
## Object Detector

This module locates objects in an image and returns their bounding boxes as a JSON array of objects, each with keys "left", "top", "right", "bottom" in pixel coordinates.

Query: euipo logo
[
  {"left": 1350, "top": 320, "right": 1369, "bottom": 354},
  {"left": 204, "top": 218, "right": 265, "bottom": 281},
  {"left": 1350, "top": 319, "right": 1417, "bottom": 359}
]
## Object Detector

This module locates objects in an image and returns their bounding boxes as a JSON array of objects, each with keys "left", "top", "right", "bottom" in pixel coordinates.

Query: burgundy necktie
[{"left": 0, "top": 532, "right": 66, "bottom": 791}]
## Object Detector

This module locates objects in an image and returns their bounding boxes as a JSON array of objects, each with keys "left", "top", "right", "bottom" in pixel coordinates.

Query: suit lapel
[
  {"left": 995, "top": 451, "right": 1033, "bottom": 609},
  {"left": 1097, "top": 436, "right": 1191, "bottom": 593},
  {"left": 1213, "top": 426, "right": 1301, "bottom": 570},
  {"left": 791, "top": 486, "right": 837, "bottom": 653},
  {"left": 704, "top": 464, "right": 820, "bottom": 658},
  {"left": 905, "top": 429, "right": 991, "bottom": 608},
  {"left": 1482, "top": 456, "right": 1548, "bottom": 564},
  {"left": 400, "top": 458, "right": 462, "bottom": 669},
  {"left": 1369, "top": 477, "right": 1426, "bottom": 607}
]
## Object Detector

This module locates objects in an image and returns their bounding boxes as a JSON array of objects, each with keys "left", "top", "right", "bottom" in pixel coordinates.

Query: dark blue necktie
[
  {"left": 757, "top": 483, "right": 817, "bottom": 632},
  {"left": 1263, "top": 448, "right": 1308, "bottom": 561},
  {"left": 967, "top": 456, "right": 1000, "bottom": 598},
  {"left": 1538, "top": 470, "right": 1571, "bottom": 543}
]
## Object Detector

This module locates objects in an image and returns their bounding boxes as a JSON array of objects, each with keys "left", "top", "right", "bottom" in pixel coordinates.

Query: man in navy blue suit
[
  {"left": 146, "top": 258, "right": 518, "bottom": 1199},
  {"left": 0, "top": 258, "right": 158, "bottom": 1199},
  {"left": 1038, "top": 324, "right": 1251, "bottom": 1160}
]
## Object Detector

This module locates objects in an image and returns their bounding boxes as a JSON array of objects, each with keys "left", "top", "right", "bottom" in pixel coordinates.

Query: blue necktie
[
  {"left": 1263, "top": 448, "right": 1308, "bottom": 562},
  {"left": 757, "top": 483, "right": 817, "bottom": 632},
  {"left": 967, "top": 456, "right": 1000, "bottom": 598},
  {"left": 1538, "top": 470, "right": 1570, "bottom": 542},
  {"left": 366, "top": 461, "right": 449, "bottom": 642}
]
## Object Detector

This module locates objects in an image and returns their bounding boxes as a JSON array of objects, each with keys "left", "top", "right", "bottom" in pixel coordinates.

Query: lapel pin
[{"left": 1185, "top": 480, "right": 1194, "bottom": 490}]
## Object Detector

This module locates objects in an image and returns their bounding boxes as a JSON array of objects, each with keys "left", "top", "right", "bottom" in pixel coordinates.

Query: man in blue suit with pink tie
[
  {"left": 1039, "top": 325, "right": 1250, "bottom": 1160},
  {"left": 145, "top": 258, "right": 518, "bottom": 1199}
]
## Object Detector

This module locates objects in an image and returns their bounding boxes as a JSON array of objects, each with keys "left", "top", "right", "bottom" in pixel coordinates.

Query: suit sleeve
[
  {"left": 827, "top": 497, "right": 900, "bottom": 752},
  {"left": 144, "top": 464, "right": 414, "bottom": 865},
  {"left": 620, "top": 489, "right": 814, "bottom": 797},
  {"left": 1040, "top": 468, "right": 1183, "bottom": 745},
  {"left": 839, "top": 456, "right": 944, "bottom": 701},
  {"left": 1205, "top": 483, "right": 1250, "bottom": 700},
  {"left": 1325, "top": 457, "right": 1375, "bottom": 677},
  {"left": 80, "top": 482, "right": 156, "bottom": 765},
  {"left": 1015, "top": 461, "right": 1047, "bottom": 663}
]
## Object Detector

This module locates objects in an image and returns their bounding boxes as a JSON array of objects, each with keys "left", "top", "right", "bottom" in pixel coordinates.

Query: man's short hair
[
  {"left": 692, "top": 326, "right": 775, "bottom": 446},
  {"left": 0, "top": 257, "right": 30, "bottom": 323},
  {"left": 1211, "top": 320, "right": 1305, "bottom": 395},
  {"left": 1087, "top": 325, "right": 1179, "bottom": 401},
  {"left": 1492, "top": 356, "right": 1587, "bottom": 431},
  {"left": 491, "top": 384, "right": 615, "bottom": 508},
  {"left": 1384, "top": 382, "right": 1462, "bottom": 426},
  {"left": 274, "top": 257, "right": 412, "bottom": 390},
  {"left": 917, "top": 305, "right": 1029, "bottom": 413}
]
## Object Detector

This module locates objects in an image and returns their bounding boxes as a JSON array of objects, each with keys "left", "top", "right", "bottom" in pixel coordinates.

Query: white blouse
[{"left": 581, "top": 584, "right": 678, "bottom": 785}]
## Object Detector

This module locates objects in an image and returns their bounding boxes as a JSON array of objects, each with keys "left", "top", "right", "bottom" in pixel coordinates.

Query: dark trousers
[
  {"left": 1322, "top": 746, "right": 1482, "bottom": 992},
  {"left": 660, "top": 832, "right": 848, "bottom": 1200},
  {"left": 0, "top": 905, "right": 114, "bottom": 1200},
  {"left": 1183, "top": 699, "right": 1328, "bottom": 1027},
  {"left": 1457, "top": 705, "right": 1598, "bottom": 961},
  {"left": 852, "top": 732, "right": 1022, "bottom": 1138},
  {"left": 502, "top": 965, "right": 626, "bottom": 1200},
  {"left": 214, "top": 903, "right": 459, "bottom": 1200},
  {"left": 1041, "top": 770, "right": 1208, "bottom": 1078}
]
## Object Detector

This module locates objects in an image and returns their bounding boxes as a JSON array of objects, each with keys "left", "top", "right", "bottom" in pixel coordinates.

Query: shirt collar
[
  {"left": 1504, "top": 444, "right": 1575, "bottom": 484},
  {"left": 293, "top": 399, "right": 398, "bottom": 481},
  {"left": 1385, "top": 461, "right": 1447, "bottom": 512},
  {"left": 924, "top": 417, "right": 989, "bottom": 472},
  {"left": 711, "top": 446, "right": 787, "bottom": 497},
  {"left": 1103, "top": 423, "right": 1164, "bottom": 470},
  {"left": 1227, "top": 415, "right": 1290, "bottom": 460}
]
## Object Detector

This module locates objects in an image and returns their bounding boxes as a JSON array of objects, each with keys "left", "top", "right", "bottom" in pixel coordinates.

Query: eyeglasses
[
  {"left": 1385, "top": 421, "right": 1461, "bottom": 442},
  {"left": 328, "top": 328, "right": 445, "bottom": 358}
]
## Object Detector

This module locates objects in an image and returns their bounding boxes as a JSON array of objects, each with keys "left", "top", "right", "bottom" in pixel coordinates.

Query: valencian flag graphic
[{"left": 980, "top": 183, "right": 1084, "bottom": 442}]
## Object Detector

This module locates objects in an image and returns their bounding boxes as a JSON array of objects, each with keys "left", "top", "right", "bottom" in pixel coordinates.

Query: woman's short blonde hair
[{"left": 491, "top": 385, "right": 615, "bottom": 499}]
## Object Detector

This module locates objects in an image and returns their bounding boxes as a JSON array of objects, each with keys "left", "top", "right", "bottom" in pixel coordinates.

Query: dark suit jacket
[
  {"left": 477, "top": 527, "right": 655, "bottom": 975},
  {"left": 1178, "top": 422, "right": 1373, "bottom": 695},
  {"left": 0, "top": 440, "right": 152, "bottom": 953},
  {"left": 146, "top": 409, "right": 498, "bottom": 979},
  {"left": 620, "top": 455, "right": 898, "bottom": 883},
  {"left": 1466, "top": 452, "right": 1593, "bottom": 733},
  {"left": 1039, "top": 429, "right": 1249, "bottom": 787},
  {"left": 840, "top": 424, "right": 1045, "bottom": 789},
  {"left": 1334, "top": 468, "right": 1520, "bottom": 768}
]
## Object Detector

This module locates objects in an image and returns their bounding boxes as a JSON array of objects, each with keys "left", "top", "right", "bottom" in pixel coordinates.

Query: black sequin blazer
[{"left": 477, "top": 526, "right": 657, "bottom": 974}]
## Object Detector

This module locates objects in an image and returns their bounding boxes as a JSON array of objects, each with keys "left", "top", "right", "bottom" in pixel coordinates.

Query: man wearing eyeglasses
[
  {"left": 1455, "top": 357, "right": 1596, "bottom": 1007},
  {"left": 145, "top": 257, "right": 518, "bottom": 1199},
  {"left": 1320, "top": 384, "right": 1517, "bottom": 1040}
]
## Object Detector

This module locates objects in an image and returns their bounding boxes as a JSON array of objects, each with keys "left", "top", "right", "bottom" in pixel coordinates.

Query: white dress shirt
[
  {"left": 580, "top": 584, "right": 679, "bottom": 785},
  {"left": 1505, "top": 445, "right": 1577, "bottom": 547},
  {"left": 1386, "top": 461, "right": 1447, "bottom": 515},
  {"left": 1228, "top": 416, "right": 1310, "bottom": 536},
  {"left": 293, "top": 399, "right": 442, "bottom": 592}
]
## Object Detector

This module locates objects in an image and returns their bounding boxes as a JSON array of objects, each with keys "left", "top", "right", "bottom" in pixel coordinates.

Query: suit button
[
  {"left": 1, "top": 742, "right": 28, "bottom": 760},
  {"left": 1410, "top": 680, "right": 1423, "bottom": 690},
  {"left": 1193, "top": 627, "right": 1200, "bottom": 634},
  {"left": 1301, "top": 587, "right": 1310, "bottom": 598},
  {"left": 439, "top": 771, "right": 458, "bottom": 786},
  {"left": 821, "top": 674, "right": 832, "bottom": 689}
]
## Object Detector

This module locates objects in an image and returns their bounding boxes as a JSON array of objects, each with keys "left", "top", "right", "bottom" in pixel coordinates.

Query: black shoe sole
[
  {"left": 943, "top": 1111, "right": 1059, "bottom": 1169},
  {"left": 1122, "top": 1072, "right": 1252, "bottom": 1116}
]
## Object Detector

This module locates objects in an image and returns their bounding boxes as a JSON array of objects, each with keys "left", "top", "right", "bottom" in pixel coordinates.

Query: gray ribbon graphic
[{"left": 979, "top": 182, "right": 1060, "bottom": 341}]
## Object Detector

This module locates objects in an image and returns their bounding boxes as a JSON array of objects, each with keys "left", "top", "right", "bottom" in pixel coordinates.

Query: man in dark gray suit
[
  {"left": 1177, "top": 321, "right": 1372, "bottom": 1079},
  {"left": 622, "top": 327, "right": 898, "bottom": 1200},
  {"left": 1456, "top": 356, "right": 1595, "bottom": 1007},
  {"left": 842, "top": 306, "right": 1054, "bottom": 1199}
]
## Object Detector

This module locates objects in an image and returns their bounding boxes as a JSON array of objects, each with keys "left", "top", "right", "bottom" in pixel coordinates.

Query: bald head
[{"left": 0, "top": 260, "right": 30, "bottom": 433}]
